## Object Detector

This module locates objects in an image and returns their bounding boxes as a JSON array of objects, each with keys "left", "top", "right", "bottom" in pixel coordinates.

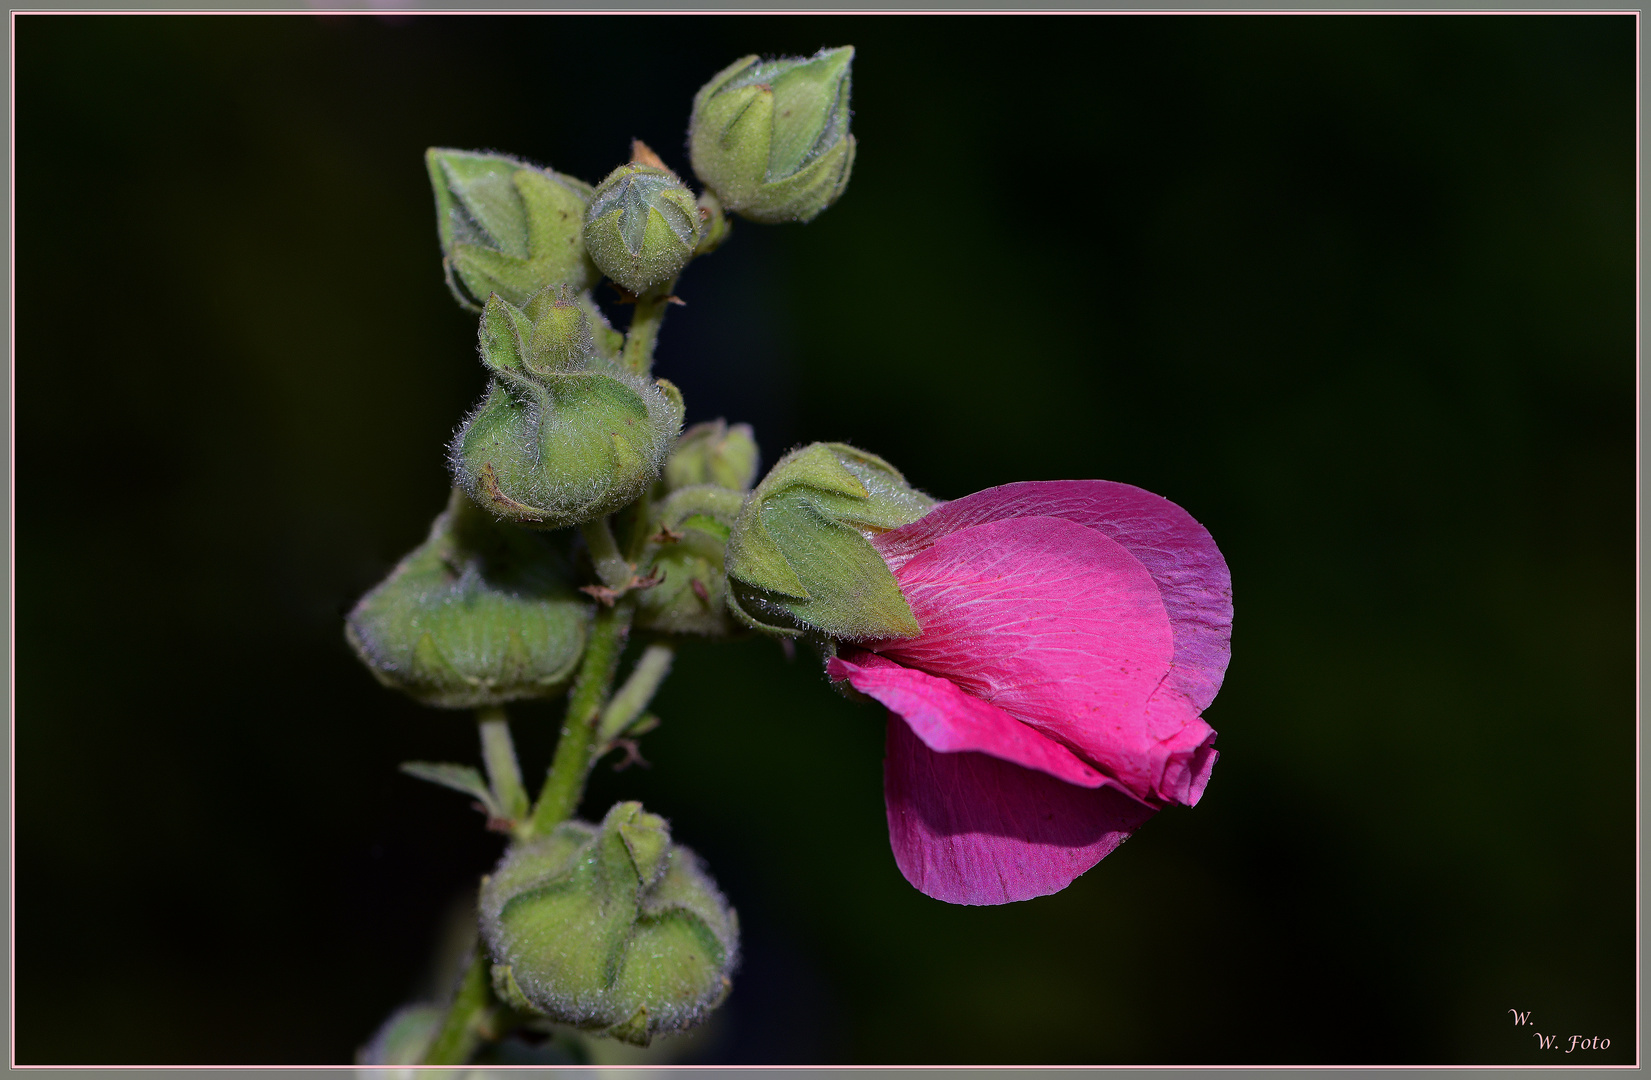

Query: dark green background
[{"left": 14, "top": 14, "right": 1636, "bottom": 1065}]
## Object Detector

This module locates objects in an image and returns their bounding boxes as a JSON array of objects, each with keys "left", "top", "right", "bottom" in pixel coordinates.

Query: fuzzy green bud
[
  {"left": 346, "top": 488, "right": 593, "bottom": 709},
  {"left": 724, "top": 443, "right": 935, "bottom": 640},
  {"left": 663, "top": 419, "right": 760, "bottom": 493},
  {"left": 480, "top": 801, "right": 739, "bottom": 1047},
  {"left": 688, "top": 47, "right": 856, "bottom": 225},
  {"left": 634, "top": 484, "right": 746, "bottom": 637},
  {"left": 427, "top": 148, "right": 600, "bottom": 311},
  {"left": 452, "top": 289, "right": 685, "bottom": 529},
  {"left": 582, "top": 164, "right": 702, "bottom": 295}
]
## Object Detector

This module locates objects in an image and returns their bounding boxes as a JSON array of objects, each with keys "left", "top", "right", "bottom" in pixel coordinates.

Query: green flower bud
[
  {"left": 663, "top": 419, "right": 760, "bottom": 493},
  {"left": 688, "top": 47, "right": 856, "bottom": 225},
  {"left": 582, "top": 164, "right": 702, "bottom": 295},
  {"left": 346, "top": 488, "right": 593, "bottom": 709},
  {"left": 452, "top": 289, "right": 685, "bottom": 529},
  {"left": 724, "top": 443, "right": 935, "bottom": 640},
  {"left": 634, "top": 485, "right": 747, "bottom": 637},
  {"left": 479, "top": 802, "right": 738, "bottom": 1047},
  {"left": 427, "top": 148, "right": 601, "bottom": 311}
]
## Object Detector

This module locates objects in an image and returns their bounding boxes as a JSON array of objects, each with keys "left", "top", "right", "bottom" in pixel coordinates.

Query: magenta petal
[
  {"left": 874, "top": 480, "right": 1233, "bottom": 712},
  {"left": 1157, "top": 723, "right": 1219, "bottom": 807},
  {"left": 828, "top": 651, "right": 1110, "bottom": 789},
  {"left": 872, "top": 515, "right": 1207, "bottom": 805},
  {"left": 884, "top": 713, "right": 1158, "bottom": 905}
]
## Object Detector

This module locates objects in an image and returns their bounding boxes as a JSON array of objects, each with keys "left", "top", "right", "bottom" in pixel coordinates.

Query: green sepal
[
  {"left": 490, "top": 964, "right": 542, "bottom": 1015},
  {"left": 724, "top": 442, "right": 935, "bottom": 640}
]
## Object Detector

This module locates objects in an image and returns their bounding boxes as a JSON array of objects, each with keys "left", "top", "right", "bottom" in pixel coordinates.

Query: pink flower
[{"left": 824, "top": 480, "right": 1232, "bottom": 906}]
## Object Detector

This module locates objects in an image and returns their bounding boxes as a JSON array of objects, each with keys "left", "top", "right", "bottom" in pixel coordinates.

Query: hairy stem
[
  {"left": 597, "top": 644, "right": 675, "bottom": 745},
  {"left": 476, "top": 707, "right": 528, "bottom": 823},
  {"left": 579, "top": 517, "right": 632, "bottom": 592},
  {"left": 620, "top": 289, "right": 672, "bottom": 375},
  {"left": 529, "top": 603, "right": 632, "bottom": 834},
  {"left": 420, "top": 942, "right": 493, "bottom": 1066}
]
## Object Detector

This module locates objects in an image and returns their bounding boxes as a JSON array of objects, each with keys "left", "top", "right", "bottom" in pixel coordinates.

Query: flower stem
[
  {"left": 529, "top": 602, "right": 633, "bottom": 834},
  {"left": 476, "top": 707, "right": 528, "bottom": 823},
  {"left": 620, "top": 289, "right": 672, "bottom": 375},
  {"left": 419, "top": 941, "right": 493, "bottom": 1066},
  {"left": 597, "top": 644, "right": 674, "bottom": 745},
  {"left": 579, "top": 517, "right": 632, "bottom": 593}
]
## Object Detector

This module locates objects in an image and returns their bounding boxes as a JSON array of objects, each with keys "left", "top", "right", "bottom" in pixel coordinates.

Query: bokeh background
[{"left": 13, "top": 13, "right": 1637, "bottom": 1065}]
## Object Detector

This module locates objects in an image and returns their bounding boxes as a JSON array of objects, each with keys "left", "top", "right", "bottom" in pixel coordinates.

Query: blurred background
[{"left": 13, "top": 14, "right": 1636, "bottom": 1065}]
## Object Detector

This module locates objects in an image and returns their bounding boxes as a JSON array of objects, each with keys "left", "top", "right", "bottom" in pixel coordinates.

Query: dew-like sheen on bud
[
  {"left": 582, "top": 164, "right": 702, "bottom": 294},
  {"left": 345, "top": 488, "right": 593, "bottom": 709},
  {"left": 427, "top": 148, "right": 600, "bottom": 310},
  {"left": 724, "top": 442, "right": 935, "bottom": 640},
  {"left": 688, "top": 47, "right": 856, "bottom": 224},
  {"left": 479, "top": 802, "right": 739, "bottom": 1047},
  {"left": 451, "top": 289, "right": 684, "bottom": 529}
]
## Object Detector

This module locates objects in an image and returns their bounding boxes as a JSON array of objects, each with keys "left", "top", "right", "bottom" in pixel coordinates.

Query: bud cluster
[{"left": 353, "top": 46, "right": 863, "bottom": 1065}]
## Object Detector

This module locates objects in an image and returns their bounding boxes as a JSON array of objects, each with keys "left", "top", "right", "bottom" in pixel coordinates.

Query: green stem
[
  {"left": 420, "top": 941, "right": 493, "bottom": 1066},
  {"left": 476, "top": 707, "right": 528, "bottom": 822},
  {"left": 597, "top": 643, "right": 675, "bottom": 745},
  {"left": 620, "top": 289, "right": 672, "bottom": 375},
  {"left": 529, "top": 603, "right": 633, "bottom": 834},
  {"left": 579, "top": 517, "right": 632, "bottom": 592}
]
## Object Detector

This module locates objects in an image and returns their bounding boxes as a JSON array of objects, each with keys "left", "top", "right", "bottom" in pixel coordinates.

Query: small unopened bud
[
  {"left": 663, "top": 420, "right": 760, "bottom": 492},
  {"left": 582, "top": 164, "right": 702, "bottom": 294},
  {"left": 634, "top": 484, "right": 746, "bottom": 637},
  {"left": 427, "top": 148, "right": 599, "bottom": 310},
  {"left": 688, "top": 47, "right": 856, "bottom": 225},
  {"left": 479, "top": 802, "right": 739, "bottom": 1047},
  {"left": 451, "top": 291, "right": 685, "bottom": 529},
  {"left": 725, "top": 443, "right": 934, "bottom": 640},
  {"left": 520, "top": 285, "right": 596, "bottom": 373},
  {"left": 346, "top": 489, "right": 592, "bottom": 709}
]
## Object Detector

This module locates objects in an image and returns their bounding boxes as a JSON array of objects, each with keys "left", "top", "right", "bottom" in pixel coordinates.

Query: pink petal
[
  {"left": 872, "top": 515, "right": 1215, "bottom": 807},
  {"left": 884, "top": 713, "right": 1158, "bottom": 905},
  {"left": 828, "top": 649, "right": 1112, "bottom": 790},
  {"left": 874, "top": 480, "right": 1233, "bottom": 713}
]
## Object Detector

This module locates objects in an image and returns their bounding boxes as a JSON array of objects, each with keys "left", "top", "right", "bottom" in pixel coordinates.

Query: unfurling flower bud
[
  {"left": 346, "top": 488, "right": 592, "bottom": 709},
  {"left": 688, "top": 47, "right": 856, "bottom": 225},
  {"left": 582, "top": 164, "right": 702, "bottom": 294},
  {"left": 724, "top": 443, "right": 935, "bottom": 640},
  {"left": 480, "top": 802, "right": 739, "bottom": 1047},
  {"left": 427, "top": 148, "right": 600, "bottom": 311},
  {"left": 663, "top": 419, "right": 760, "bottom": 493},
  {"left": 452, "top": 288, "right": 685, "bottom": 529}
]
